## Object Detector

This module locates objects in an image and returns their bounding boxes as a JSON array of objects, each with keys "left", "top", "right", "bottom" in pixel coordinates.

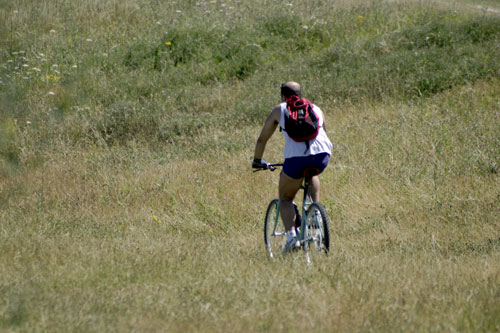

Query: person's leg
[
  {"left": 310, "top": 175, "right": 320, "bottom": 202},
  {"left": 279, "top": 171, "right": 303, "bottom": 231},
  {"left": 309, "top": 153, "right": 330, "bottom": 202}
]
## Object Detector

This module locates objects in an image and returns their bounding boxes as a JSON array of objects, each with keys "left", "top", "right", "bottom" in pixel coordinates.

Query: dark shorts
[{"left": 283, "top": 153, "right": 330, "bottom": 179}]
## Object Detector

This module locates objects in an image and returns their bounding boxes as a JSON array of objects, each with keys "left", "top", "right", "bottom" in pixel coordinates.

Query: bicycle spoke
[{"left": 304, "top": 203, "right": 330, "bottom": 261}]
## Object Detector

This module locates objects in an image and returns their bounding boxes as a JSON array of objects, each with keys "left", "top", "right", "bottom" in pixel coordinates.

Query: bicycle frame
[
  {"left": 260, "top": 165, "right": 320, "bottom": 245},
  {"left": 296, "top": 177, "right": 315, "bottom": 244},
  {"left": 258, "top": 163, "right": 329, "bottom": 261}
]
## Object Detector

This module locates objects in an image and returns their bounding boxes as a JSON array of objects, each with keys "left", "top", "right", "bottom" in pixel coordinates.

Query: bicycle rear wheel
[
  {"left": 304, "top": 202, "right": 330, "bottom": 258},
  {"left": 264, "top": 199, "right": 286, "bottom": 258}
]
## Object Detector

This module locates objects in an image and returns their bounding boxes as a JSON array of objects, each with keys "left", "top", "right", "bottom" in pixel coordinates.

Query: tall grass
[{"left": 1, "top": 0, "right": 500, "bottom": 331}]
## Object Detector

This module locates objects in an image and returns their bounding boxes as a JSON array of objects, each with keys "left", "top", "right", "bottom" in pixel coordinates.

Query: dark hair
[{"left": 280, "top": 83, "right": 301, "bottom": 98}]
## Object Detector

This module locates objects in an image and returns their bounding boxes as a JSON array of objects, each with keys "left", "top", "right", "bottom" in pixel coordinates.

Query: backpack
[{"left": 282, "top": 95, "right": 319, "bottom": 143}]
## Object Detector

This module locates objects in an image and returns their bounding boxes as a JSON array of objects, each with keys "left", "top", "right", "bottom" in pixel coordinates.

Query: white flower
[
  {"left": 50, "top": 29, "right": 56, "bottom": 33},
  {"left": 48, "top": 91, "right": 55, "bottom": 95},
  {"left": 86, "top": 39, "right": 93, "bottom": 42},
  {"left": 33, "top": 67, "right": 41, "bottom": 72},
  {"left": 72, "top": 65, "right": 78, "bottom": 68}
]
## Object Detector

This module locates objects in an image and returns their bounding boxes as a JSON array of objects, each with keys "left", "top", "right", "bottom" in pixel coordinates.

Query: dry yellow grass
[{"left": 2, "top": 80, "right": 500, "bottom": 331}]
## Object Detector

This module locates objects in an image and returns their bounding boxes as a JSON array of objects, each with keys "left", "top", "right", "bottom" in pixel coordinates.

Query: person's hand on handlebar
[{"left": 252, "top": 158, "right": 269, "bottom": 169}]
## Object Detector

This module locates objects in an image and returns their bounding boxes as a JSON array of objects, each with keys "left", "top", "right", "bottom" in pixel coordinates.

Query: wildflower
[
  {"left": 33, "top": 67, "right": 41, "bottom": 72},
  {"left": 165, "top": 41, "right": 172, "bottom": 46},
  {"left": 45, "top": 75, "right": 60, "bottom": 82},
  {"left": 72, "top": 65, "right": 78, "bottom": 69},
  {"left": 48, "top": 91, "right": 55, "bottom": 96},
  {"left": 357, "top": 15, "right": 364, "bottom": 21},
  {"left": 86, "top": 39, "right": 93, "bottom": 42},
  {"left": 50, "top": 29, "right": 56, "bottom": 33},
  {"left": 152, "top": 215, "right": 160, "bottom": 223},
  {"left": 156, "top": 21, "right": 161, "bottom": 25}
]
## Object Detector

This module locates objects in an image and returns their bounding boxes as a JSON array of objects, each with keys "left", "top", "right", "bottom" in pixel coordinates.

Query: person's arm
[
  {"left": 253, "top": 105, "right": 281, "bottom": 162},
  {"left": 316, "top": 105, "right": 327, "bottom": 131}
]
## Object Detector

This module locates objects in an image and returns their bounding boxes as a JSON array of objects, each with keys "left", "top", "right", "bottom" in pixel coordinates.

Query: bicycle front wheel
[
  {"left": 264, "top": 199, "right": 286, "bottom": 258},
  {"left": 304, "top": 202, "right": 330, "bottom": 256}
]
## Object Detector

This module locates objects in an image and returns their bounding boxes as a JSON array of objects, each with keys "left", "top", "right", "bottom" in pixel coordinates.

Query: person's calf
[{"left": 279, "top": 198, "right": 296, "bottom": 231}]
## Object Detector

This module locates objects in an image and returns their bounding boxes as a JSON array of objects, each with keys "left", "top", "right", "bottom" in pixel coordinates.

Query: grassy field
[{"left": 1, "top": 0, "right": 500, "bottom": 331}]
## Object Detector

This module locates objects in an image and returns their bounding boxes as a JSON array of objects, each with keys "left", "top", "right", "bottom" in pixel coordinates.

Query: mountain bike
[{"left": 254, "top": 163, "right": 330, "bottom": 263}]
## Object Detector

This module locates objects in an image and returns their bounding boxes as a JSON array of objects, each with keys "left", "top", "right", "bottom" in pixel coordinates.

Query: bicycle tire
[
  {"left": 304, "top": 202, "right": 330, "bottom": 257},
  {"left": 264, "top": 199, "right": 286, "bottom": 258}
]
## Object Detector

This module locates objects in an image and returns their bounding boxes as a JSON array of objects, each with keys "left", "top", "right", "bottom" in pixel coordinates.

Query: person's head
[{"left": 280, "top": 81, "right": 301, "bottom": 101}]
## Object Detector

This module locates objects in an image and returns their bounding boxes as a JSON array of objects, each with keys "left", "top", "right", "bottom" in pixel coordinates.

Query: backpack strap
[{"left": 304, "top": 140, "right": 310, "bottom": 154}]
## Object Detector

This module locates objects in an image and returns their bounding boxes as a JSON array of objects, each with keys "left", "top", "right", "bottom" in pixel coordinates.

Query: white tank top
[{"left": 280, "top": 102, "right": 333, "bottom": 159}]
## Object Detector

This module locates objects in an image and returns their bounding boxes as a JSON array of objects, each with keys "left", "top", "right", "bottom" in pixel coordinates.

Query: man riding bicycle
[{"left": 253, "top": 81, "right": 333, "bottom": 253}]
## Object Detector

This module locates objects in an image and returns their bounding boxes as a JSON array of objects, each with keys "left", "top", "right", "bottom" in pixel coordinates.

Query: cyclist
[{"left": 253, "top": 81, "right": 333, "bottom": 253}]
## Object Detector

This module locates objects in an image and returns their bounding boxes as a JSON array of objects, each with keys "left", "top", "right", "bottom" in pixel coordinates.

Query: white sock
[{"left": 287, "top": 229, "right": 296, "bottom": 240}]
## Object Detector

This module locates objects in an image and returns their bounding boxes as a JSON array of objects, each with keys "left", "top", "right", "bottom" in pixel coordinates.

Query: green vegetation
[{"left": 1, "top": 0, "right": 499, "bottom": 331}]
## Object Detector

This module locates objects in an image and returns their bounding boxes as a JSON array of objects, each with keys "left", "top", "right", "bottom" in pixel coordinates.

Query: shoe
[{"left": 282, "top": 236, "right": 300, "bottom": 254}]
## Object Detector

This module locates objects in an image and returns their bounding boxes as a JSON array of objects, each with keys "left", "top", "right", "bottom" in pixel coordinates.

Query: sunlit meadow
[{"left": 1, "top": 0, "right": 500, "bottom": 331}]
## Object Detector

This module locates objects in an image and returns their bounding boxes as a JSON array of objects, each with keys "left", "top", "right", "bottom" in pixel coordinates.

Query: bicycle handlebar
[{"left": 253, "top": 163, "right": 284, "bottom": 172}]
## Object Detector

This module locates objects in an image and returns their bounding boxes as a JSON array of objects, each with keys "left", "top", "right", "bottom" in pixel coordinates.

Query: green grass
[{"left": 1, "top": 0, "right": 500, "bottom": 331}]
